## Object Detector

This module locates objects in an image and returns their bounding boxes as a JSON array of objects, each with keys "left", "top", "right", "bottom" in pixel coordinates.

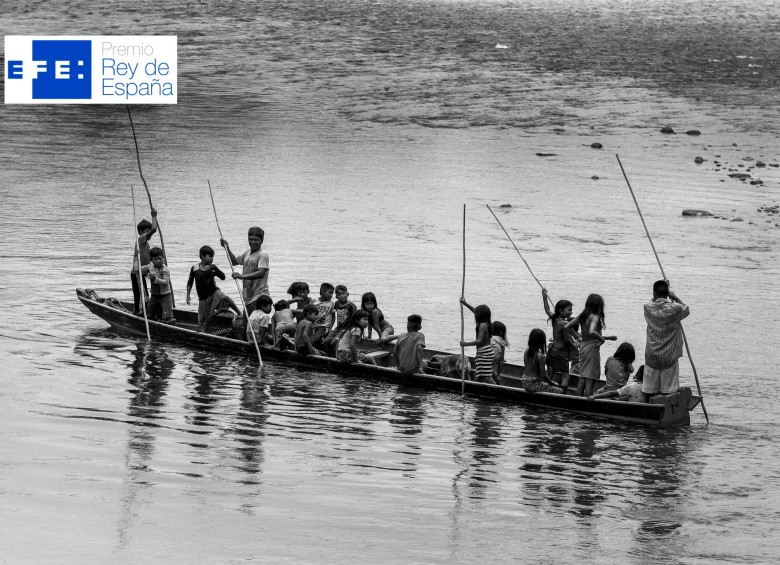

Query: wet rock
[
  {"left": 536, "top": 152, "right": 557, "bottom": 157},
  {"left": 743, "top": 156, "right": 754, "bottom": 161},
  {"left": 591, "top": 175, "right": 600, "bottom": 180},
  {"left": 750, "top": 180, "right": 764, "bottom": 185},
  {"left": 729, "top": 173, "right": 751, "bottom": 180},
  {"left": 499, "top": 204, "right": 512, "bottom": 208},
  {"left": 694, "top": 156, "right": 705, "bottom": 163},
  {"left": 715, "top": 154, "right": 721, "bottom": 157},
  {"left": 590, "top": 142, "right": 603, "bottom": 149},
  {"left": 770, "top": 163, "right": 779, "bottom": 167},
  {"left": 756, "top": 161, "right": 766, "bottom": 167},
  {"left": 686, "top": 129, "right": 701, "bottom": 135},
  {"left": 660, "top": 127, "right": 675, "bottom": 134},
  {"left": 732, "top": 218, "right": 744, "bottom": 222},
  {"left": 682, "top": 209, "right": 713, "bottom": 217}
]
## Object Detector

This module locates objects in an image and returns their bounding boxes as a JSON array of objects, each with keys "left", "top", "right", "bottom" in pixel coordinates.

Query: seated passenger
[
  {"left": 246, "top": 295, "right": 274, "bottom": 345},
  {"left": 287, "top": 281, "right": 313, "bottom": 323},
  {"left": 490, "top": 321, "right": 509, "bottom": 385},
  {"left": 521, "top": 329, "right": 563, "bottom": 394},
  {"left": 383, "top": 314, "right": 426, "bottom": 374},
  {"left": 588, "top": 366, "right": 647, "bottom": 403},
  {"left": 595, "top": 342, "right": 636, "bottom": 394},
  {"left": 336, "top": 310, "right": 377, "bottom": 365},
  {"left": 272, "top": 300, "right": 297, "bottom": 349},
  {"left": 362, "top": 292, "right": 394, "bottom": 341},
  {"left": 295, "top": 304, "right": 322, "bottom": 356}
]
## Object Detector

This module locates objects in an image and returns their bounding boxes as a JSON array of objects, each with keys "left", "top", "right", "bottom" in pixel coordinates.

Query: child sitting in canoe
[
  {"left": 130, "top": 208, "right": 157, "bottom": 315},
  {"left": 564, "top": 293, "right": 617, "bottom": 397},
  {"left": 459, "top": 298, "right": 496, "bottom": 384},
  {"left": 312, "top": 283, "right": 336, "bottom": 349},
  {"left": 247, "top": 295, "right": 274, "bottom": 345},
  {"left": 382, "top": 314, "right": 426, "bottom": 374},
  {"left": 295, "top": 304, "right": 322, "bottom": 356},
  {"left": 588, "top": 365, "right": 646, "bottom": 403},
  {"left": 322, "top": 285, "right": 357, "bottom": 356},
  {"left": 142, "top": 247, "right": 175, "bottom": 324},
  {"left": 337, "top": 310, "right": 377, "bottom": 365},
  {"left": 272, "top": 300, "right": 296, "bottom": 349},
  {"left": 362, "top": 292, "right": 394, "bottom": 341},
  {"left": 596, "top": 342, "right": 635, "bottom": 394},
  {"left": 490, "top": 321, "right": 509, "bottom": 384},
  {"left": 522, "top": 329, "right": 563, "bottom": 394},
  {"left": 186, "top": 245, "right": 240, "bottom": 332}
]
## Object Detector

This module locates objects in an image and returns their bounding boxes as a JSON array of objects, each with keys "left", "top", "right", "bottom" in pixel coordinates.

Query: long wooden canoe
[{"left": 76, "top": 288, "right": 701, "bottom": 427}]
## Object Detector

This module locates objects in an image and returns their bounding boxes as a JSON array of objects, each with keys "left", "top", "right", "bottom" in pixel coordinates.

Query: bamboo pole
[
  {"left": 207, "top": 180, "right": 264, "bottom": 367},
  {"left": 460, "top": 204, "right": 467, "bottom": 395},
  {"left": 131, "top": 184, "right": 151, "bottom": 341},
  {"left": 126, "top": 105, "right": 175, "bottom": 307},
  {"left": 615, "top": 154, "right": 709, "bottom": 423}
]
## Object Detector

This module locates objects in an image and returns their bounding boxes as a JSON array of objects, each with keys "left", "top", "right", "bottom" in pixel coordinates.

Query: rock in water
[
  {"left": 756, "top": 161, "right": 766, "bottom": 167},
  {"left": 686, "top": 129, "right": 702, "bottom": 135},
  {"left": 590, "top": 142, "right": 603, "bottom": 149},
  {"left": 682, "top": 209, "right": 713, "bottom": 217},
  {"left": 535, "top": 152, "right": 557, "bottom": 157},
  {"left": 694, "top": 156, "right": 705, "bottom": 163},
  {"left": 660, "top": 127, "right": 675, "bottom": 134},
  {"left": 591, "top": 175, "right": 600, "bottom": 180},
  {"left": 499, "top": 204, "right": 512, "bottom": 208}
]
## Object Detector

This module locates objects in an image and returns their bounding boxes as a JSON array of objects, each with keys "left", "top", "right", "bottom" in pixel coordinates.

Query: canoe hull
[{"left": 77, "top": 289, "right": 694, "bottom": 427}]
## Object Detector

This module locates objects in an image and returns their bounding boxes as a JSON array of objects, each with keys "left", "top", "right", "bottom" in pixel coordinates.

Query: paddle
[
  {"left": 616, "top": 154, "right": 709, "bottom": 423},
  {"left": 207, "top": 179, "right": 264, "bottom": 368},
  {"left": 126, "top": 105, "right": 175, "bottom": 307},
  {"left": 460, "top": 204, "right": 467, "bottom": 395},
  {"left": 130, "top": 184, "right": 151, "bottom": 341}
]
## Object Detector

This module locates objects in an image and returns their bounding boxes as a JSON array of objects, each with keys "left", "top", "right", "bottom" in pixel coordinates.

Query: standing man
[
  {"left": 643, "top": 280, "right": 690, "bottom": 397},
  {"left": 220, "top": 226, "right": 270, "bottom": 315}
]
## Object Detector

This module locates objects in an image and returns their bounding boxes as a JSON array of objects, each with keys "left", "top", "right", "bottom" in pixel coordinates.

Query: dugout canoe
[{"left": 76, "top": 288, "right": 701, "bottom": 427}]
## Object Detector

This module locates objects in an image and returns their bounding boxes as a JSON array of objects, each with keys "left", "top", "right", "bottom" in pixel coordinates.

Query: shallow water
[{"left": 1, "top": 0, "right": 779, "bottom": 563}]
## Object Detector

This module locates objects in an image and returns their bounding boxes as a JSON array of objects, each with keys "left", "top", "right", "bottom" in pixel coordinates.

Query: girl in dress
[
  {"left": 361, "top": 292, "right": 395, "bottom": 341},
  {"left": 564, "top": 293, "right": 617, "bottom": 397},
  {"left": 522, "top": 329, "right": 563, "bottom": 394},
  {"left": 490, "top": 321, "right": 509, "bottom": 384},
  {"left": 336, "top": 310, "right": 377, "bottom": 365},
  {"left": 459, "top": 299, "right": 496, "bottom": 384}
]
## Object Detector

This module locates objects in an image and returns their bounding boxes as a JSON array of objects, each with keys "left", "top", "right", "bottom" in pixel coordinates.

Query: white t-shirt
[{"left": 236, "top": 248, "right": 269, "bottom": 304}]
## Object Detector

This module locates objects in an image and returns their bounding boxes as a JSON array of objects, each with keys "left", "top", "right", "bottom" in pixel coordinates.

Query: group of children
[
  {"left": 131, "top": 215, "right": 643, "bottom": 400},
  {"left": 457, "top": 288, "right": 643, "bottom": 400}
]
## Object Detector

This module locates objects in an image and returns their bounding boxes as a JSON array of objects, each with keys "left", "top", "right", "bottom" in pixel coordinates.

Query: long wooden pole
[
  {"left": 616, "top": 154, "right": 709, "bottom": 423},
  {"left": 460, "top": 204, "right": 467, "bottom": 395},
  {"left": 208, "top": 180, "right": 264, "bottom": 367},
  {"left": 131, "top": 185, "right": 151, "bottom": 341},
  {"left": 126, "top": 105, "right": 174, "bottom": 307},
  {"left": 486, "top": 204, "right": 547, "bottom": 295}
]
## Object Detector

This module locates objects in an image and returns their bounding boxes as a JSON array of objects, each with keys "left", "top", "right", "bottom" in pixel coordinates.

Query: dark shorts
[{"left": 546, "top": 357, "right": 570, "bottom": 375}]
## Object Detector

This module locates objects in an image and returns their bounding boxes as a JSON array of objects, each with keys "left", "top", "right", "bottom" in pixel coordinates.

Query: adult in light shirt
[
  {"left": 220, "top": 226, "right": 270, "bottom": 315},
  {"left": 643, "top": 280, "right": 690, "bottom": 396}
]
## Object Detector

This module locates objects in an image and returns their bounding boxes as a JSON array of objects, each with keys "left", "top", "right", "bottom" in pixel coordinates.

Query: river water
[{"left": 1, "top": 0, "right": 779, "bottom": 563}]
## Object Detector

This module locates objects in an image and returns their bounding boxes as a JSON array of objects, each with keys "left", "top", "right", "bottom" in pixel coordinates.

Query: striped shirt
[{"left": 644, "top": 298, "right": 690, "bottom": 369}]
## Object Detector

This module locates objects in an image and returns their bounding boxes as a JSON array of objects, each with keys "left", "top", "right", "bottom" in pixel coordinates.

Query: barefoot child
[
  {"left": 383, "top": 314, "right": 426, "bottom": 374},
  {"left": 362, "top": 292, "right": 394, "bottom": 341},
  {"left": 322, "top": 285, "right": 357, "bottom": 356},
  {"left": 272, "top": 300, "right": 297, "bottom": 349},
  {"left": 542, "top": 288, "right": 574, "bottom": 389},
  {"left": 589, "top": 365, "right": 646, "bottom": 403},
  {"left": 186, "top": 245, "right": 240, "bottom": 331},
  {"left": 522, "top": 329, "right": 564, "bottom": 394},
  {"left": 295, "top": 304, "right": 322, "bottom": 356},
  {"left": 247, "top": 295, "right": 274, "bottom": 345},
  {"left": 459, "top": 298, "right": 496, "bottom": 385},
  {"left": 142, "top": 247, "right": 175, "bottom": 323},
  {"left": 287, "top": 282, "right": 313, "bottom": 323},
  {"left": 490, "top": 321, "right": 509, "bottom": 384},
  {"left": 564, "top": 294, "right": 617, "bottom": 397},
  {"left": 337, "top": 310, "right": 377, "bottom": 365},
  {"left": 130, "top": 208, "right": 158, "bottom": 315}
]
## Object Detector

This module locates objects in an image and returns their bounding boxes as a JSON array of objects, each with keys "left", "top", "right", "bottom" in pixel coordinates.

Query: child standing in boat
[
  {"left": 287, "top": 282, "right": 313, "bottom": 323},
  {"left": 522, "top": 329, "right": 563, "bottom": 394},
  {"left": 186, "top": 245, "right": 240, "bottom": 332},
  {"left": 130, "top": 208, "right": 157, "bottom": 315},
  {"left": 459, "top": 298, "right": 496, "bottom": 385},
  {"left": 295, "top": 304, "right": 322, "bottom": 356},
  {"left": 564, "top": 294, "right": 617, "bottom": 397},
  {"left": 362, "top": 292, "right": 394, "bottom": 341},
  {"left": 322, "top": 285, "right": 357, "bottom": 356},
  {"left": 312, "top": 283, "right": 336, "bottom": 349},
  {"left": 142, "top": 247, "right": 175, "bottom": 324},
  {"left": 542, "top": 288, "right": 574, "bottom": 390},
  {"left": 490, "top": 321, "right": 509, "bottom": 384}
]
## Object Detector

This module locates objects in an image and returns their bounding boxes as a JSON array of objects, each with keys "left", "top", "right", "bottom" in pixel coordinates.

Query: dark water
[{"left": 1, "top": 0, "right": 779, "bottom": 562}]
